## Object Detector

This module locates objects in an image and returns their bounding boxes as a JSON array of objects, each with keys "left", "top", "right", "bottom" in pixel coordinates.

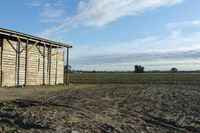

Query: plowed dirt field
[{"left": 0, "top": 84, "right": 200, "bottom": 133}]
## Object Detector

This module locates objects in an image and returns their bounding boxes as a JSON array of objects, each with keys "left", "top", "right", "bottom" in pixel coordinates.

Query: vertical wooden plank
[
  {"left": 43, "top": 44, "right": 45, "bottom": 85},
  {"left": 46, "top": 47, "right": 49, "bottom": 85},
  {"left": 27, "top": 42, "right": 39, "bottom": 85},
  {"left": 66, "top": 48, "right": 69, "bottom": 85},
  {"left": 25, "top": 40, "right": 28, "bottom": 86},
  {"left": 45, "top": 46, "right": 48, "bottom": 85},
  {"left": 50, "top": 48, "right": 56, "bottom": 85},
  {"left": 37, "top": 45, "right": 44, "bottom": 85},
  {"left": 17, "top": 42, "right": 20, "bottom": 86},
  {"left": 0, "top": 38, "right": 3, "bottom": 87},
  {"left": 55, "top": 49, "right": 58, "bottom": 84},
  {"left": 57, "top": 51, "right": 64, "bottom": 84},
  {"left": 2, "top": 39, "right": 17, "bottom": 86},
  {"left": 63, "top": 51, "right": 65, "bottom": 84},
  {"left": 48, "top": 46, "right": 52, "bottom": 85},
  {"left": 18, "top": 41, "right": 26, "bottom": 86}
]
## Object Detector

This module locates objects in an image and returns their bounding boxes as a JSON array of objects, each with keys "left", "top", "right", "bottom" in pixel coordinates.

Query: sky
[{"left": 0, "top": 0, "right": 200, "bottom": 71}]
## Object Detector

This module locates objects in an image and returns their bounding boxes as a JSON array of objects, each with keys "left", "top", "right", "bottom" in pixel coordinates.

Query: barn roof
[{"left": 0, "top": 27, "right": 72, "bottom": 48}]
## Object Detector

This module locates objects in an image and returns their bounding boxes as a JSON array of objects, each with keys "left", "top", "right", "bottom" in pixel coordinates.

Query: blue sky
[{"left": 1, "top": 0, "right": 200, "bottom": 71}]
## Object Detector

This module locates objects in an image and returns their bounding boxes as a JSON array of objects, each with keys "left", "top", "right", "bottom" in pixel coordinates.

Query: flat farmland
[
  {"left": 69, "top": 73, "right": 200, "bottom": 85},
  {"left": 0, "top": 84, "right": 200, "bottom": 132}
]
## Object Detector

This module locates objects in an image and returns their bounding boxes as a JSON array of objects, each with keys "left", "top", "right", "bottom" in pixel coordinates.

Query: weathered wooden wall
[
  {"left": 1, "top": 38, "right": 64, "bottom": 86},
  {"left": 2, "top": 39, "right": 17, "bottom": 86},
  {"left": 57, "top": 52, "right": 64, "bottom": 84},
  {"left": 0, "top": 39, "right": 3, "bottom": 86}
]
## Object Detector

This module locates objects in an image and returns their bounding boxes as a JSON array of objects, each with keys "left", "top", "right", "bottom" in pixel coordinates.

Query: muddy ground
[{"left": 0, "top": 84, "right": 200, "bottom": 133}]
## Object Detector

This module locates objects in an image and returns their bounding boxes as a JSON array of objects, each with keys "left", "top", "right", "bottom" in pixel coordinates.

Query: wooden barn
[{"left": 0, "top": 28, "right": 72, "bottom": 87}]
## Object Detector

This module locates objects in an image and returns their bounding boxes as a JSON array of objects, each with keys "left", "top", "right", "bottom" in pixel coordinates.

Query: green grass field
[{"left": 69, "top": 73, "right": 200, "bottom": 85}]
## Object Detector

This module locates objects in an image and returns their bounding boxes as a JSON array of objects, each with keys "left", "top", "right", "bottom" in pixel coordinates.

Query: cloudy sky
[{"left": 1, "top": 0, "right": 200, "bottom": 71}]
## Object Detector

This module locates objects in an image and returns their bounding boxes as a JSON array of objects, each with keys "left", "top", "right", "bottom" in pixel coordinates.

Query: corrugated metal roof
[{"left": 0, "top": 27, "right": 72, "bottom": 48}]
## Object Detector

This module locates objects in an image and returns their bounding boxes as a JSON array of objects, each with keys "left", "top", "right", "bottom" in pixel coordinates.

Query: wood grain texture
[
  {"left": 1, "top": 38, "right": 64, "bottom": 86},
  {"left": 2, "top": 39, "right": 17, "bottom": 86}
]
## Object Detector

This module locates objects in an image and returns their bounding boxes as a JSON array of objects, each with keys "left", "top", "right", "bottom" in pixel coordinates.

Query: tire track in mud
[
  {"left": 114, "top": 87, "right": 198, "bottom": 132},
  {"left": 120, "top": 107, "right": 196, "bottom": 133},
  {"left": 2, "top": 99, "right": 120, "bottom": 132}
]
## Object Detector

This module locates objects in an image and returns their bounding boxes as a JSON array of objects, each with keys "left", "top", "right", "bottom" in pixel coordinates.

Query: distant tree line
[{"left": 65, "top": 65, "right": 200, "bottom": 73}]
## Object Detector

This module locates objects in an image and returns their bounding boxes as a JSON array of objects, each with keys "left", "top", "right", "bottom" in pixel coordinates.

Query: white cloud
[
  {"left": 74, "top": 59, "right": 200, "bottom": 71},
  {"left": 26, "top": 0, "right": 43, "bottom": 7},
  {"left": 27, "top": 0, "right": 66, "bottom": 23},
  {"left": 70, "top": 31, "right": 200, "bottom": 71},
  {"left": 40, "top": 3, "right": 65, "bottom": 22},
  {"left": 166, "top": 20, "right": 200, "bottom": 29},
  {"left": 76, "top": 0, "right": 184, "bottom": 27},
  {"left": 38, "top": 0, "right": 185, "bottom": 38}
]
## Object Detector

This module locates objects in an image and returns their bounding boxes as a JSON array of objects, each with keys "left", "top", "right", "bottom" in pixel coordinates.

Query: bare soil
[{"left": 0, "top": 84, "right": 200, "bottom": 133}]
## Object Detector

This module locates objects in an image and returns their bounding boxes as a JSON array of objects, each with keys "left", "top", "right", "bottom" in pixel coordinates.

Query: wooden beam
[
  {"left": 24, "top": 39, "right": 28, "bottom": 86},
  {"left": 48, "top": 46, "right": 52, "bottom": 85},
  {"left": 0, "top": 28, "right": 72, "bottom": 48},
  {"left": 15, "top": 36, "right": 27, "bottom": 54},
  {"left": 43, "top": 45, "right": 45, "bottom": 85},
  {"left": 27, "top": 41, "right": 39, "bottom": 52},
  {"left": 65, "top": 48, "right": 69, "bottom": 85},
  {"left": 0, "top": 39, "right": 3, "bottom": 87},
  {"left": 16, "top": 35, "right": 26, "bottom": 50},
  {"left": 35, "top": 45, "right": 45, "bottom": 57},
  {"left": 17, "top": 41, "right": 20, "bottom": 86},
  {"left": 63, "top": 51, "right": 65, "bottom": 85},
  {"left": 6, "top": 39, "right": 18, "bottom": 53},
  {"left": 43, "top": 43, "right": 47, "bottom": 48},
  {"left": 55, "top": 47, "right": 58, "bottom": 84},
  {"left": 51, "top": 52, "right": 58, "bottom": 56}
]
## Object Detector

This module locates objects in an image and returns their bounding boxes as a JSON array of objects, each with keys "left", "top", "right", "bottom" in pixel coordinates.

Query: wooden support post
[
  {"left": 17, "top": 42, "right": 20, "bottom": 86},
  {"left": 0, "top": 39, "right": 3, "bottom": 87},
  {"left": 63, "top": 51, "right": 65, "bottom": 84},
  {"left": 54, "top": 47, "right": 59, "bottom": 84},
  {"left": 48, "top": 46, "right": 52, "bottom": 85},
  {"left": 43, "top": 45, "right": 45, "bottom": 85},
  {"left": 24, "top": 39, "right": 28, "bottom": 86},
  {"left": 65, "top": 48, "right": 69, "bottom": 85}
]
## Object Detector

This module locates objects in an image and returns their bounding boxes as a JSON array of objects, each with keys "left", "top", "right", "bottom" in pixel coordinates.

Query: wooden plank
[
  {"left": 38, "top": 45, "right": 44, "bottom": 85},
  {"left": 0, "top": 38, "right": 3, "bottom": 86},
  {"left": 66, "top": 48, "right": 69, "bottom": 84},
  {"left": 45, "top": 46, "right": 48, "bottom": 85},
  {"left": 43, "top": 45, "right": 45, "bottom": 85},
  {"left": 50, "top": 49, "right": 56, "bottom": 85},
  {"left": 55, "top": 49, "right": 58, "bottom": 84},
  {"left": 17, "top": 41, "right": 20, "bottom": 86},
  {"left": 18, "top": 42, "right": 26, "bottom": 86},
  {"left": 25, "top": 40, "right": 28, "bottom": 86},
  {"left": 57, "top": 52, "right": 64, "bottom": 84},
  {"left": 2, "top": 39, "right": 17, "bottom": 86},
  {"left": 27, "top": 45, "right": 39, "bottom": 85},
  {"left": 48, "top": 47, "right": 51, "bottom": 85}
]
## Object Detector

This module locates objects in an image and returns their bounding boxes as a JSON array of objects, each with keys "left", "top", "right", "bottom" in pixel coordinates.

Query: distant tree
[
  {"left": 134, "top": 65, "right": 144, "bottom": 73},
  {"left": 170, "top": 68, "right": 178, "bottom": 73}
]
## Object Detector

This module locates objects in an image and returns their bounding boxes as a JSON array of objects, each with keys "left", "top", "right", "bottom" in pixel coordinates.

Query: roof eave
[{"left": 0, "top": 28, "right": 72, "bottom": 48}]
